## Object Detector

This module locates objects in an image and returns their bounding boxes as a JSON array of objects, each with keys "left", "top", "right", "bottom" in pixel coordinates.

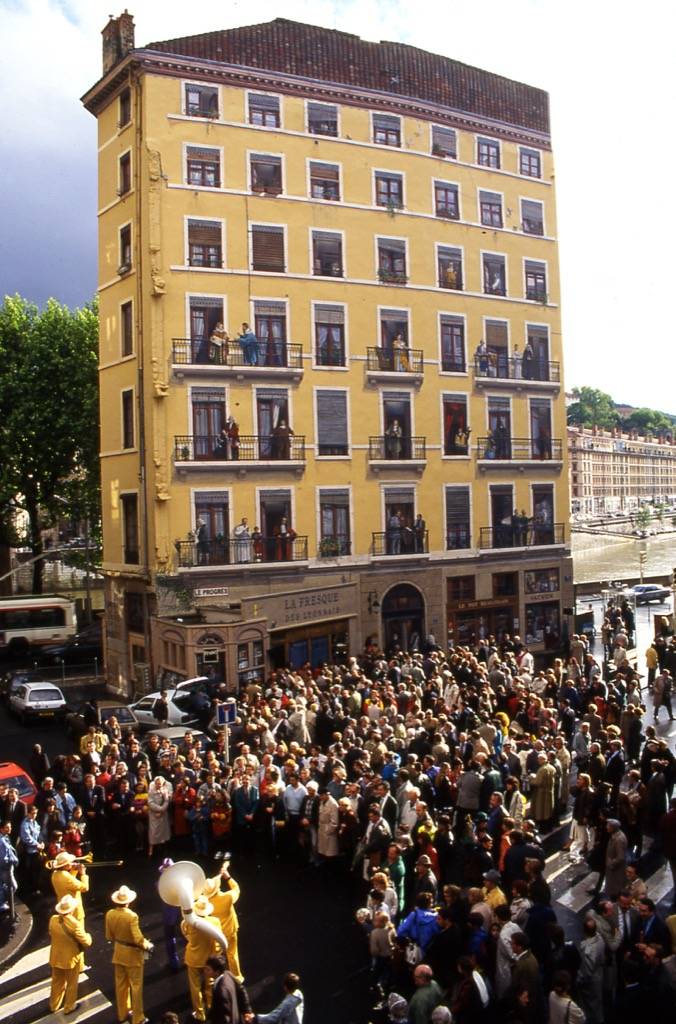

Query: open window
[
  {"left": 248, "top": 93, "right": 280, "bottom": 127},
  {"left": 307, "top": 101, "right": 338, "bottom": 136},
  {"left": 185, "top": 83, "right": 219, "bottom": 118},
  {"left": 309, "top": 161, "right": 340, "bottom": 201},
  {"left": 250, "top": 154, "right": 282, "bottom": 195},
  {"left": 438, "top": 246, "right": 463, "bottom": 290},
  {"left": 312, "top": 231, "right": 343, "bottom": 277}
]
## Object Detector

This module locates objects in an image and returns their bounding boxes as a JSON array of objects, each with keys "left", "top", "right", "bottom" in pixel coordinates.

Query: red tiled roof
[{"left": 145, "top": 18, "right": 549, "bottom": 135}]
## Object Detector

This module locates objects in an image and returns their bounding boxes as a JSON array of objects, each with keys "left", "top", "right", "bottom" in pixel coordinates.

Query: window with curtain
[
  {"left": 440, "top": 316, "right": 465, "bottom": 372},
  {"left": 256, "top": 389, "right": 289, "bottom": 458},
  {"left": 254, "top": 301, "right": 287, "bottom": 367},
  {"left": 443, "top": 397, "right": 469, "bottom": 455},
  {"left": 319, "top": 490, "right": 350, "bottom": 555},
  {"left": 314, "top": 305, "right": 345, "bottom": 366}
]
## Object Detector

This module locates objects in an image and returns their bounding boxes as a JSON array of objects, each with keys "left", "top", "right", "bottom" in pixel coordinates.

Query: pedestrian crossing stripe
[
  {"left": 32, "top": 990, "right": 111, "bottom": 1024},
  {"left": 0, "top": 945, "right": 50, "bottom": 984},
  {"left": 0, "top": 973, "right": 89, "bottom": 1017}
]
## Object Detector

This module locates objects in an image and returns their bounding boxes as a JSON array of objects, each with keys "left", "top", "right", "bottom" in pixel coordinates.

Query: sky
[{"left": 1, "top": 0, "right": 674, "bottom": 411}]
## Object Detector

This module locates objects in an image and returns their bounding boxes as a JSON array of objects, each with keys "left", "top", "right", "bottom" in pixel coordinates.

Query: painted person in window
[
  {"left": 238, "top": 323, "right": 259, "bottom": 366},
  {"left": 209, "top": 323, "right": 229, "bottom": 364}
]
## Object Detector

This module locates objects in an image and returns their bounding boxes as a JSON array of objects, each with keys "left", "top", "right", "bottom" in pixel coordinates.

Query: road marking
[
  {"left": 556, "top": 872, "right": 599, "bottom": 913},
  {"left": 33, "top": 990, "right": 111, "bottom": 1024},
  {"left": 0, "top": 944, "right": 50, "bottom": 983},
  {"left": 0, "top": 974, "right": 88, "bottom": 1016},
  {"left": 647, "top": 863, "right": 674, "bottom": 904}
]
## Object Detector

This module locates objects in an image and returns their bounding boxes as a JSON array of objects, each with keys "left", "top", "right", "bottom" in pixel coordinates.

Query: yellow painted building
[{"left": 83, "top": 14, "right": 573, "bottom": 694}]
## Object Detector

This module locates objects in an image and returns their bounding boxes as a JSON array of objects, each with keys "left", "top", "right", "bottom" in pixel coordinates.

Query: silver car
[{"left": 9, "top": 682, "right": 67, "bottom": 725}]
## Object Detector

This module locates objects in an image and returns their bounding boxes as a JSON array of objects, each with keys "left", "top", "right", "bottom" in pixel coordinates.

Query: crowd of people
[{"left": 1, "top": 613, "right": 676, "bottom": 1023}]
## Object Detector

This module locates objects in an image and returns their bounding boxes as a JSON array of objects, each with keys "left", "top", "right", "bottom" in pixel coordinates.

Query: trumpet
[{"left": 46, "top": 852, "right": 124, "bottom": 870}]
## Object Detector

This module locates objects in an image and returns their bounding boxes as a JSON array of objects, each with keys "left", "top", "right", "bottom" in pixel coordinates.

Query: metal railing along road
[
  {"left": 174, "top": 435, "right": 306, "bottom": 462},
  {"left": 479, "top": 522, "right": 565, "bottom": 549},
  {"left": 172, "top": 338, "right": 303, "bottom": 369}
]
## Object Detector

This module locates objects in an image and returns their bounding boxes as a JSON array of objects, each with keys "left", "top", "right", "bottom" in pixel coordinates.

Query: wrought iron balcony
[
  {"left": 368, "top": 436, "right": 427, "bottom": 462},
  {"left": 366, "top": 348, "right": 424, "bottom": 375},
  {"left": 372, "top": 530, "right": 429, "bottom": 556},
  {"left": 174, "top": 435, "right": 306, "bottom": 464},
  {"left": 473, "top": 355, "right": 560, "bottom": 385},
  {"left": 479, "top": 523, "right": 565, "bottom": 550},
  {"left": 176, "top": 535, "right": 308, "bottom": 567},
  {"left": 172, "top": 338, "right": 303, "bottom": 369},
  {"left": 476, "top": 437, "right": 563, "bottom": 462},
  {"left": 317, "top": 535, "right": 351, "bottom": 558}
]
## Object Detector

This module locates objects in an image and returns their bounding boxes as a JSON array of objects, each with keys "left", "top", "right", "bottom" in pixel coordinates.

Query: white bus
[{"left": 0, "top": 596, "right": 76, "bottom": 655}]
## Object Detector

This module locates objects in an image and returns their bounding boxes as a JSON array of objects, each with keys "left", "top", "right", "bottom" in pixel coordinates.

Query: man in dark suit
[
  {"left": 78, "top": 774, "right": 106, "bottom": 855},
  {"left": 362, "top": 807, "right": 391, "bottom": 876},
  {"left": 374, "top": 781, "right": 398, "bottom": 834},
  {"left": 4, "top": 788, "right": 26, "bottom": 844},
  {"left": 634, "top": 896, "right": 672, "bottom": 953},
  {"left": 612, "top": 889, "right": 641, "bottom": 958},
  {"left": 204, "top": 954, "right": 252, "bottom": 1023}
]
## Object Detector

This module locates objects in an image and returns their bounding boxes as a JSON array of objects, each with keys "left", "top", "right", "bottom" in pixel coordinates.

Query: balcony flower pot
[{"left": 319, "top": 538, "right": 341, "bottom": 558}]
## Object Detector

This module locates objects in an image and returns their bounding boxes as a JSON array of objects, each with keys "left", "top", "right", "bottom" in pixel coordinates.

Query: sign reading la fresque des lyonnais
[{"left": 245, "top": 584, "right": 357, "bottom": 629}]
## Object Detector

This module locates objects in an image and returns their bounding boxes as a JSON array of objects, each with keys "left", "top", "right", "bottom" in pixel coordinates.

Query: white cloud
[{"left": 1, "top": 0, "right": 674, "bottom": 409}]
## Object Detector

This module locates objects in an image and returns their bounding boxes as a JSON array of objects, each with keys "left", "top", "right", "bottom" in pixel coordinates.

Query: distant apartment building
[
  {"left": 83, "top": 13, "right": 573, "bottom": 694},
  {"left": 569, "top": 426, "right": 676, "bottom": 515}
]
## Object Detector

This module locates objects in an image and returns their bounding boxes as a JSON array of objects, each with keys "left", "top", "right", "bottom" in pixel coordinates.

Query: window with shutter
[
  {"left": 525, "top": 260, "right": 547, "bottom": 301},
  {"left": 521, "top": 199, "right": 544, "bottom": 235},
  {"left": 186, "top": 146, "right": 221, "bottom": 188},
  {"left": 316, "top": 391, "right": 349, "bottom": 456},
  {"left": 249, "top": 93, "right": 281, "bottom": 127},
  {"left": 432, "top": 125, "right": 457, "bottom": 159},
  {"left": 479, "top": 190, "right": 503, "bottom": 228},
  {"left": 309, "top": 161, "right": 340, "bottom": 200},
  {"left": 185, "top": 84, "right": 219, "bottom": 118},
  {"left": 187, "top": 219, "right": 223, "bottom": 268},
  {"left": 308, "top": 102, "right": 338, "bottom": 136},
  {"left": 373, "top": 113, "right": 401, "bottom": 147},
  {"left": 251, "top": 226, "right": 285, "bottom": 272},
  {"left": 251, "top": 154, "right": 282, "bottom": 194},
  {"left": 312, "top": 231, "right": 343, "bottom": 277},
  {"left": 445, "top": 487, "right": 471, "bottom": 549}
]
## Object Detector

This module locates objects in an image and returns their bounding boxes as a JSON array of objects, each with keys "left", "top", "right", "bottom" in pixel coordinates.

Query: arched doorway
[{"left": 381, "top": 583, "right": 426, "bottom": 654}]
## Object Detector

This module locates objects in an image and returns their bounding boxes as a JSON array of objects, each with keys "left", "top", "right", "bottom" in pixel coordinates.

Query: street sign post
[{"left": 216, "top": 698, "right": 237, "bottom": 762}]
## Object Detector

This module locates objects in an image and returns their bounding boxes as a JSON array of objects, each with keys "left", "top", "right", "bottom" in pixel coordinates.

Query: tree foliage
[
  {"left": 619, "top": 407, "right": 673, "bottom": 435},
  {"left": 0, "top": 295, "right": 99, "bottom": 593},
  {"left": 567, "top": 387, "right": 619, "bottom": 430}
]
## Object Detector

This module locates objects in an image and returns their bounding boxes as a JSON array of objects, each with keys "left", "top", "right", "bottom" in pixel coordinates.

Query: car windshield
[
  {"left": 28, "top": 688, "right": 63, "bottom": 702},
  {"left": 0, "top": 773, "right": 36, "bottom": 799},
  {"left": 101, "top": 706, "right": 135, "bottom": 723}
]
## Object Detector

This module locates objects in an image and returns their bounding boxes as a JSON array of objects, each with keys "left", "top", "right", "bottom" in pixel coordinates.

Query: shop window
[
  {"left": 524, "top": 568, "right": 560, "bottom": 594},
  {"left": 493, "top": 572, "right": 517, "bottom": 598},
  {"left": 525, "top": 601, "right": 560, "bottom": 648}
]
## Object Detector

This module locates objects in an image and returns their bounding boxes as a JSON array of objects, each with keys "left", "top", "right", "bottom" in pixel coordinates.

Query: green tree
[
  {"left": 567, "top": 387, "right": 618, "bottom": 430},
  {"left": 620, "top": 407, "right": 673, "bottom": 435},
  {"left": 0, "top": 295, "right": 100, "bottom": 593}
]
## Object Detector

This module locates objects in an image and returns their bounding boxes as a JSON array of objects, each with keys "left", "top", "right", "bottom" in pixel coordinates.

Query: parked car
[
  {"left": 0, "top": 668, "right": 49, "bottom": 705},
  {"left": 129, "top": 677, "right": 210, "bottom": 730},
  {"left": 8, "top": 681, "right": 67, "bottom": 724},
  {"left": 64, "top": 698, "right": 139, "bottom": 739},
  {"left": 146, "top": 726, "right": 207, "bottom": 747},
  {"left": 624, "top": 583, "right": 672, "bottom": 605},
  {"left": 40, "top": 620, "right": 103, "bottom": 667},
  {"left": 0, "top": 761, "right": 37, "bottom": 805}
]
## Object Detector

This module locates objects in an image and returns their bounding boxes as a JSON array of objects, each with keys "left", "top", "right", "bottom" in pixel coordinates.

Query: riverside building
[
  {"left": 569, "top": 426, "right": 676, "bottom": 516},
  {"left": 83, "top": 13, "right": 573, "bottom": 694}
]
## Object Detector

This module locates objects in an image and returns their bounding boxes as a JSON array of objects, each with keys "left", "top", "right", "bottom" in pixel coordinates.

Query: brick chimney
[{"left": 102, "top": 10, "right": 135, "bottom": 74}]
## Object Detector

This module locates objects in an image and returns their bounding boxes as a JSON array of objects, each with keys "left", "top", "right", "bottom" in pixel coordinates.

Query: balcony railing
[
  {"left": 172, "top": 338, "right": 303, "bottom": 370},
  {"left": 368, "top": 436, "right": 427, "bottom": 461},
  {"left": 474, "top": 355, "right": 560, "bottom": 383},
  {"left": 317, "top": 535, "right": 351, "bottom": 558},
  {"left": 372, "top": 530, "right": 429, "bottom": 556},
  {"left": 174, "top": 435, "right": 306, "bottom": 462},
  {"left": 479, "top": 523, "right": 565, "bottom": 550},
  {"left": 366, "top": 348, "right": 424, "bottom": 374},
  {"left": 176, "top": 535, "right": 308, "bottom": 567},
  {"left": 476, "top": 437, "right": 563, "bottom": 461}
]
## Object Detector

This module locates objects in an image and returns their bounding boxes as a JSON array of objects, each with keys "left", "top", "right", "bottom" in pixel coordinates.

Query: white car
[
  {"left": 129, "top": 676, "right": 209, "bottom": 730},
  {"left": 9, "top": 681, "right": 67, "bottom": 724}
]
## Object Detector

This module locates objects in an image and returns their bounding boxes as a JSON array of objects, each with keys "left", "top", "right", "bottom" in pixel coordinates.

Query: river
[{"left": 572, "top": 529, "right": 676, "bottom": 585}]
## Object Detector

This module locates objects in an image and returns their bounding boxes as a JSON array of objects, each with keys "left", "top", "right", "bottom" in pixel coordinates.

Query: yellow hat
[
  {"left": 55, "top": 894, "right": 78, "bottom": 915},
  {"left": 193, "top": 895, "right": 214, "bottom": 917},
  {"left": 202, "top": 876, "right": 223, "bottom": 899},
  {"left": 111, "top": 885, "right": 137, "bottom": 905},
  {"left": 52, "top": 851, "right": 76, "bottom": 869}
]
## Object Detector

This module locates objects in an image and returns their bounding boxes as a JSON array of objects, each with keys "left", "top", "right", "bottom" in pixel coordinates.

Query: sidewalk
[{"left": 0, "top": 898, "right": 33, "bottom": 970}]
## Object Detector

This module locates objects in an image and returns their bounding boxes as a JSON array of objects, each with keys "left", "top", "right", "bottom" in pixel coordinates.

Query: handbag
[{"left": 405, "top": 941, "right": 422, "bottom": 966}]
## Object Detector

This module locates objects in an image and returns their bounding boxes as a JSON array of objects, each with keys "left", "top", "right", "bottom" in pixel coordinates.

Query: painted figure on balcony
[
  {"left": 274, "top": 517, "right": 296, "bottom": 561},
  {"left": 385, "top": 419, "right": 403, "bottom": 460},
  {"left": 209, "top": 323, "right": 229, "bottom": 364},
  {"left": 271, "top": 420, "right": 294, "bottom": 460},
  {"left": 238, "top": 323, "right": 259, "bottom": 366},
  {"left": 225, "top": 416, "right": 239, "bottom": 460},
  {"left": 195, "top": 518, "right": 209, "bottom": 565},
  {"left": 413, "top": 513, "right": 426, "bottom": 553},
  {"left": 233, "top": 518, "right": 251, "bottom": 563},
  {"left": 522, "top": 339, "right": 535, "bottom": 380},
  {"left": 392, "top": 333, "right": 410, "bottom": 372},
  {"left": 512, "top": 344, "right": 522, "bottom": 379}
]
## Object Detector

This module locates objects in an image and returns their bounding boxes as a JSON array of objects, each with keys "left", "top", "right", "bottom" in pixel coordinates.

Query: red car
[{"left": 0, "top": 762, "right": 37, "bottom": 805}]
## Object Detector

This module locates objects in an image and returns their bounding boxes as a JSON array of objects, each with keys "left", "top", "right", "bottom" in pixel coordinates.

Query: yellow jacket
[
  {"left": 181, "top": 916, "right": 222, "bottom": 967},
  {"left": 210, "top": 879, "right": 240, "bottom": 937},
  {"left": 52, "top": 869, "right": 89, "bottom": 915},
  {"left": 105, "top": 907, "right": 149, "bottom": 966},
  {"left": 49, "top": 913, "right": 92, "bottom": 970}
]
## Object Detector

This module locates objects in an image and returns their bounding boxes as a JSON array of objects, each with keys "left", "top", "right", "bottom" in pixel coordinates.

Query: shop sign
[
  {"left": 194, "top": 586, "right": 230, "bottom": 598},
  {"left": 249, "top": 584, "right": 357, "bottom": 628},
  {"left": 453, "top": 597, "right": 513, "bottom": 612}
]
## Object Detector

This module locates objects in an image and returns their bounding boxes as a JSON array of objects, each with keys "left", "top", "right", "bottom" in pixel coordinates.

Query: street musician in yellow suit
[
  {"left": 181, "top": 894, "right": 223, "bottom": 1022},
  {"left": 51, "top": 851, "right": 89, "bottom": 923},
  {"left": 49, "top": 894, "right": 92, "bottom": 1014},
  {"left": 203, "top": 866, "right": 243, "bottom": 981},
  {"left": 105, "top": 885, "right": 153, "bottom": 1024}
]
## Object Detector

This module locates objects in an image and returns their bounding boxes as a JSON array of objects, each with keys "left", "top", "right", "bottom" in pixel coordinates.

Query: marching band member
[
  {"left": 105, "top": 884, "right": 153, "bottom": 1024},
  {"left": 51, "top": 851, "right": 89, "bottom": 923},
  {"left": 181, "top": 894, "right": 223, "bottom": 1022},
  {"left": 202, "top": 865, "right": 243, "bottom": 981},
  {"left": 49, "top": 894, "right": 92, "bottom": 1015}
]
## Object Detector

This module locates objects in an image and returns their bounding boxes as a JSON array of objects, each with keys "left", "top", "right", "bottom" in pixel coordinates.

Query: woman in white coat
[{"left": 148, "top": 776, "right": 173, "bottom": 856}]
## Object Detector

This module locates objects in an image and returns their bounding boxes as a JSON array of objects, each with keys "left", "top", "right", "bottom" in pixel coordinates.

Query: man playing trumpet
[
  {"left": 50, "top": 851, "right": 89, "bottom": 924},
  {"left": 49, "top": 893, "right": 92, "bottom": 1015}
]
